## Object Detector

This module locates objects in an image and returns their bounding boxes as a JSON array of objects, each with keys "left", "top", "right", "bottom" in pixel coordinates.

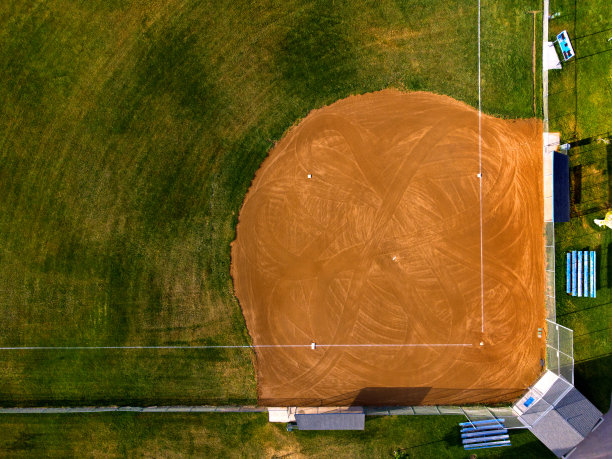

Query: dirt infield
[{"left": 231, "top": 90, "right": 545, "bottom": 406}]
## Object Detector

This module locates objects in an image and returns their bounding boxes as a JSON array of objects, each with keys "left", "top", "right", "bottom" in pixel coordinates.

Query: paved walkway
[{"left": 0, "top": 405, "right": 515, "bottom": 418}]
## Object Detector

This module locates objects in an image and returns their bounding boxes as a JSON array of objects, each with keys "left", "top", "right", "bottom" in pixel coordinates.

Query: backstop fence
[
  {"left": 545, "top": 319, "right": 574, "bottom": 384},
  {"left": 543, "top": 39, "right": 574, "bottom": 386},
  {"left": 0, "top": 404, "right": 523, "bottom": 426},
  {"left": 544, "top": 221, "right": 556, "bottom": 321},
  {"left": 543, "top": 140, "right": 556, "bottom": 321},
  {"left": 543, "top": 141, "right": 574, "bottom": 384}
]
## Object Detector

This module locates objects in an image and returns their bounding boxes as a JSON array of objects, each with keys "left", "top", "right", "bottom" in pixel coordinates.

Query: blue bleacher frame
[
  {"left": 566, "top": 253, "right": 571, "bottom": 294},
  {"left": 572, "top": 251, "right": 577, "bottom": 296},
  {"left": 459, "top": 419, "right": 510, "bottom": 451},
  {"left": 567, "top": 250, "right": 596, "bottom": 298},
  {"left": 464, "top": 441, "right": 512, "bottom": 450},
  {"left": 591, "top": 251, "right": 596, "bottom": 297},
  {"left": 583, "top": 250, "right": 588, "bottom": 296},
  {"left": 577, "top": 251, "right": 582, "bottom": 297}
]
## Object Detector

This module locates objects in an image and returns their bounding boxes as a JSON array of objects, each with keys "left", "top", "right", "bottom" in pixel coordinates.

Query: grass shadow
[{"left": 575, "top": 353, "right": 612, "bottom": 412}]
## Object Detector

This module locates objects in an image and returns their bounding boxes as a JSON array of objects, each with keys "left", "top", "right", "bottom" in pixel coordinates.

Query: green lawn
[
  {"left": 0, "top": 413, "right": 553, "bottom": 458},
  {"left": 0, "top": 0, "right": 542, "bottom": 406},
  {"left": 553, "top": 137, "right": 612, "bottom": 412},
  {"left": 548, "top": 0, "right": 612, "bottom": 139},
  {"left": 481, "top": 0, "right": 543, "bottom": 117},
  {"left": 549, "top": 0, "right": 612, "bottom": 412}
]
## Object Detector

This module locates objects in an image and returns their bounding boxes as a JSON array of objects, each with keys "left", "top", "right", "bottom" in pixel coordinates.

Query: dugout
[
  {"left": 553, "top": 152, "right": 570, "bottom": 222},
  {"left": 513, "top": 371, "right": 603, "bottom": 457},
  {"left": 269, "top": 406, "right": 365, "bottom": 430}
]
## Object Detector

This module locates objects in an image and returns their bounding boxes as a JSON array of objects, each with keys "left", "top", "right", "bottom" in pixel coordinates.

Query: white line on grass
[
  {"left": 478, "top": 0, "right": 485, "bottom": 334},
  {"left": 318, "top": 344, "right": 473, "bottom": 348},
  {"left": 0, "top": 343, "right": 473, "bottom": 350}
]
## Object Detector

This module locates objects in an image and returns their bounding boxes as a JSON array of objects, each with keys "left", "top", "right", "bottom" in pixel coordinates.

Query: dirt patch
[{"left": 231, "top": 89, "right": 545, "bottom": 406}]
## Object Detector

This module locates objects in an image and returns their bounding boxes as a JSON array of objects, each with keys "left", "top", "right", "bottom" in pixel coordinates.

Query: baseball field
[
  {"left": 0, "top": 0, "right": 544, "bottom": 407},
  {"left": 232, "top": 90, "right": 545, "bottom": 406},
  {"left": 0, "top": 0, "right": 573, "bottom": 455}
]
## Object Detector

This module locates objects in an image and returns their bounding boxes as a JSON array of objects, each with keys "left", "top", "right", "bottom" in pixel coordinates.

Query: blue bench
[
  {"left": 460, "top": 419, "right": 511, "bottom": 450},
  {"left": 462, "top": 429, "right": 507, "bottom": 439},
  {"left": 464, "top": 440, "right": 512, "bottom": 450},
  {"left": 567, "top": 251, "right": 596, "bottom": 297},
  {"left": 459, "top": 419, "right": 504, "bottom": 427}
]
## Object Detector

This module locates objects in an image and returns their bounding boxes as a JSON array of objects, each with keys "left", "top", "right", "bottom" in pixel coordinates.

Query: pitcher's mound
[{"left": 231, "top": 89, "right": 544, "bottom": 406}]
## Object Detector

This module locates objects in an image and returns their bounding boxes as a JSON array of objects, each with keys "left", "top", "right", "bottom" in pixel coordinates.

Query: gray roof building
[
  {"left": 294, "top": 406, "right": 365, "bottom": 430},
  {"left": 513, "top": 371, "right": 603, "bottom": 458}
]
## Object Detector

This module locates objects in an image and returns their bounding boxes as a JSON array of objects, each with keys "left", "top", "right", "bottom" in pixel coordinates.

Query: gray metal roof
[
  {"left": 295, "top": 409, "right": 365, "bottom": 430},
  {"left": 532, "top": 409, "right": 585, "bottom": 457},
  {"left": 519, "top": 398, "right": 552, "bottom": 426},
  {"left": 518, "top": 384, "right": 603, "bottom": 457},
  {"left": 543, "top": 377, "right": 572, "bottom": 404},
  {"left": 555, "top": 388, "right": 603, "bottom": 437}
]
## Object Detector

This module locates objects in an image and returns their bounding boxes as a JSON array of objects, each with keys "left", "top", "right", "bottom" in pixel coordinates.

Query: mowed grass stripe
[{"left": 0, "top": 0, "right": 538, "bottom": 405}]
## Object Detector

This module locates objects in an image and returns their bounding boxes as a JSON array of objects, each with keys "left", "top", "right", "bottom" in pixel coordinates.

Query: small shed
[
  {"left": 268, "top": 406, "right": 365, "bottom": 430},
  {"left": 295, "top": 406, "right": 365, "bottom": 430}
]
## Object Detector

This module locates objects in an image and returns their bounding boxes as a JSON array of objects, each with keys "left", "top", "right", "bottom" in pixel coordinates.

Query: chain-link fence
[
  {"left": 544, "top": 222, "right": 556, "bottom": 321},
  {"left": 366, "top": 406, "right": 522, "bottom": 428},
  {"left": 546, "top": 319, "right": 574, "bottom": 384},
  {"left": 543, "top": 59, "right": 574, "bottom": 382},
  {"left": 543, "top": 125, "right": 556, "bottom": 320}
]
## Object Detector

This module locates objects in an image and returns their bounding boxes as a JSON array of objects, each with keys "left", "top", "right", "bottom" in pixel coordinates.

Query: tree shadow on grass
[
  {"left": 393, "top": 428, "right": 554, "bottom": 458},
  {"left": 390, "top": 429, "right": 461, "bottom": 458},
  {"left": 575, "top": 353, "right": 612, "bottom": 412}
]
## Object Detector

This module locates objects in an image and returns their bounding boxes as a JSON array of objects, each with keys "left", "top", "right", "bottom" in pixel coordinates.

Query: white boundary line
[
  {"left": 478, "top": 0, "right": 485, "bottom": 333},
  {"left": 0, "top": 343, "right": 473, "bottom": 350},
  {"left": 318, "top": 343, "right": 473, "bottom": 348},
  {"left": 543, "top": 0, "right": 549, "bottom": 132}
]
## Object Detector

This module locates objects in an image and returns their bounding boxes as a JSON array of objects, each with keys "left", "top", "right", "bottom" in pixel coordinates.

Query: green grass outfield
[
  {"left": 0, "top": 413, "right": 553, "bottom": 458},
  {"left": 549, "top": 0, "right": 612, "bottom": 412},
  {"left": 548, "top": 0, "right": 612, "bottom": 140},
  {"left": 0, "top": 0, "right": 542, "bottom": 406}
]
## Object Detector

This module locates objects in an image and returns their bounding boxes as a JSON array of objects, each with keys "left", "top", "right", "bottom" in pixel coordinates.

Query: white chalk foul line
[
  {"left": 317, "top": 344, "right": 472, "bottom": 348},
  {"left": 0, "top": 343, "right": 473, "bottom": 350},
  {"left": 478, "top": 0, "right": 485, "bottom": 334}
]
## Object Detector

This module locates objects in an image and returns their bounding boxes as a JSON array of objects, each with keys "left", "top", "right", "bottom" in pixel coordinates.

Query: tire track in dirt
[{"left": 231, "top": 90, "right": 545, "bottom": 406}]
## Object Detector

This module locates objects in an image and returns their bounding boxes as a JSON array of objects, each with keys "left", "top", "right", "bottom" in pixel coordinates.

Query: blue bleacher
[
  {"left": 463, "top": 435, "right": 509, "bottom": 444},
  {"left": 591, "top": 251, "right": 596, "bottom": 297},
  {"left": 464, "top": 440, "right": 512, "bottom": 450},
  {"left": 460, "top": 419, "right": 510, "bottom": 450},
  {"left": 459, "top": 418, "right": 504, "bottom": 427},
  {"left": 566, "top": 250, "right": 596, "bottom": 298},
  {"left": 461, "top": 429, "right": 507, "bottom": 439},
  {"left": 566, "top": 253, "right": 571, "bottom": 294},
  {"left": 460, "top": 424, "right": 504, "bottom": 433}
]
